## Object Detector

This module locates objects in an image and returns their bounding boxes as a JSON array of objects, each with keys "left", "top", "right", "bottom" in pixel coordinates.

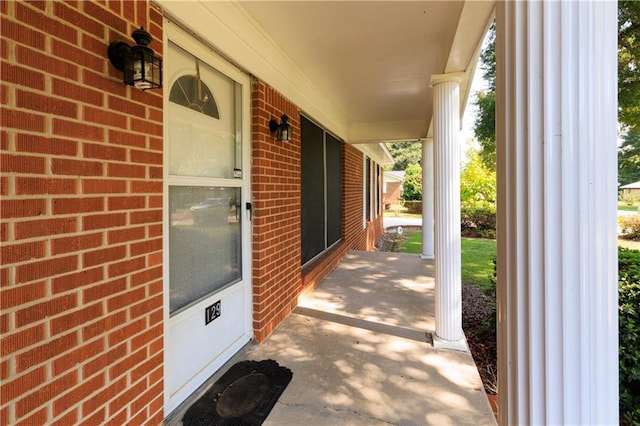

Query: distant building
[
  {"left": 620, "top": 181, "right": 640, "bottom": 198},
  {"left": 383, "top": 171, "right": 405, "bottom": 209}
]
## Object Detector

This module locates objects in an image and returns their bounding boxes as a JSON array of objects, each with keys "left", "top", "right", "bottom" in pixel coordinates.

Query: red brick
[
  {"left": 16, "top": 407, "right": 47, "bottom": 426},
  {"left": 53, "top": 372, "right": 104, "bottom": 417},
  {"left": 15, "top": 134, "right": 78, "bottom": 156},
  {"left": 107, "top": 288, "right": 145, "bottom": 312},
  {"left": 130, "top": 118, "right": 162, "bottom": 136},
  {"left": 107, "top": 226, "right": 145, "bottom": 244},
  {"left": 82, "top": 142, "right": 127, "bottom": 162},
  {"left": 0, "top": 324, "right": 45, "bottom": 357},
  {"left": 130, "top": 238, "right": 161, "bottom": 257},
  {"left": 0, "top": 17, "right": 46, "bottom": 50},
  {"left": 15, "top": 2, "right": 78, "bottom": 44},
  {"left": 130, "top": 323, "right": 162, "bottom": 353},
  {"left": 0, "top": 282, "right": 47, "bottom": 309},
  {"left": 131, "top": 380, "right": 162, "bottom": 415},
  {"left": 15, "top": 255, "right": 78, "bottom": 283},
  {"left": 50, "top": 302, "right": 103, "bottom": 336},
  {"left": 84, "top": 1, "right": 127, "bottom": 34},
  {"left": 1, "top": 240, "right": 45, "bottom": 264},
  {"left": 82, "top": 68, "right": 126, "bottom": 97},
  {"left": 15, "top": 371, "right": 77, "bottom": 418},
  {"left": 81, "top": 178, "right": 127, "bottom": 194},
  {"left": 82, "top": 212, "right": 126, "bottom": 231},
  {"left": 130, "top": 149, "right": 162, "bottom": 165},
  {"left": 107, "top": 95, "right": 145, "bottom": 116},
  {"left": 0, "top": 366, "right": 46, "bottom": 403},
  {"left": 107, "top": 317, "right": 145, "bottom": 349},
  {"left": 108, "top": 195, "right": 146, "bottom": 211},
  {"left": 83, "top": 106, "right": 127, "bottom": 128},
  {"left": 14, "top": 293, "right": 77, "bottom": 328},
  {"left": 14, "top": 217, "right": 77, "bottom": 239},
  {"left": 1, "top": 153, "right": 45, "bottom": 174},
  {"left": 107, "top": 163, "right": 146, "bottom": 179},
  {"left": 82, "top": 245, "right": 126, "bottom": 267},
  {"left": 107, "top": 129, "right": 146, "bottom": 148},
  {"left": 131, "top": 265, "right": 161, "bottom": 287},
  {"left": 82, "top": 311, "right": 126, "bottom": 341},
  {"left": 130, "top": 180, "right": 162, "bottom": 194},
  {"left": 0, "top": 108, "right": 46, "bottom": 132},
  {"left": 51, "top": 339, "right": 103, "bottom": 376},
  {"left": 130, "top": 209, "right": 161, "bottom": 224},
  {"left": 78, "top": 407, "right": 104, "bottom": 426},
  {"left": 53, "top": 1, "right": 104, "bottom": 38},
  {"left": 51, "top": 232, "right": 103, "bottom": 255},
  {"left": 52, "top": 197, "right": 104, "bottom": 215},
  {"left": 52, "top": 78, "right": 104, "bottom": 106},
  {"left": 1, "top": 63, "right": 45, "bottom": 91},
  {"left": 82, "top": 278, "right": 126, "bottom": 304},
  {"left": 108, "top": 257, "right": 145, "bottom": 278},
  {"left": 52, "top": 117, "right": 104, "bottom": 141},
  {"left": 82, "top": 343, "right": 126, "bottom": 381},
  {"left": 15, "top": 177, "right": 77, "bottom": 195},
  {"left": 1, "top": 198, "right": 46, "bottom": 219},
  {"left": 51, "top": 158, "right": 103, "bottom": 176},
  {"left": 50, "top": 409, "right": 78, "bottom": 426},
  {"left": 16, "top": 89, "right": 77, "bottom": 118},
  {"left": 51, "top": 267, "right": 103, "bottom": 294},
  {"left": 16, "top": 45, "right": 78, "bottom": 80},
  {"left": 107, "top": 379, "right": 145, "bottom": 418}
]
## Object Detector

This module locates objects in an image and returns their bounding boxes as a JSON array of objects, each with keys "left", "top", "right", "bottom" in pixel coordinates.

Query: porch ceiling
[{"left": 238, "top": 1, "right": 494, "bottom": 143}]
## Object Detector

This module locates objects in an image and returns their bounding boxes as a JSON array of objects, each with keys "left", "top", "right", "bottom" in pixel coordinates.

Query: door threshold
[{"left": 163, "top": 340, "right": 257, "bottom": 425}]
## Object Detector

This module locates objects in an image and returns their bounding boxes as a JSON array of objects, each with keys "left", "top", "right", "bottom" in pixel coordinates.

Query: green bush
[
  {"left": 619, "top": 247, "right": 640, "bottom": 424},
  {"left": 401, "top": 164, "right": 422, "bottom": 202},
  {"left": 619, "top": 215, "right": 640, "bottom": 241},
  {"left": 460, "top": 206, "right": 496, "bottom": 239}
]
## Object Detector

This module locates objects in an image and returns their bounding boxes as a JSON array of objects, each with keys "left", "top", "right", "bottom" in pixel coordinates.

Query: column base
[
  {"left": 432, "top": 333, "right": 469, "bottom": 352},
  {"left": 420, "top": 254, "right": 435, "bottom": 260}
]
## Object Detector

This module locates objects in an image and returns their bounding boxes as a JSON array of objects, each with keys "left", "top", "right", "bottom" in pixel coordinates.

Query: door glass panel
[
  {"left": 169, "top": 186, "right": 242, "bottom": 314},
  {"left": 168, "top": 42, "right": 241, "bottom": 179}
]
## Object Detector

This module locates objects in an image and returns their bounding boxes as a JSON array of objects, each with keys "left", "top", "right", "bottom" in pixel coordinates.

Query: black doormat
[{"left": 181, "top": 359, "right": 293, "bottom": 426}]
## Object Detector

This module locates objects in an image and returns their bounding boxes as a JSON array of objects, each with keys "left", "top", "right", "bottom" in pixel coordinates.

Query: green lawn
[
  {"left": 618, "top": 202, "right": 639, "bottom": 212},
  {"left": 399, "top": 231, "right": 496, "bottom": 293}
]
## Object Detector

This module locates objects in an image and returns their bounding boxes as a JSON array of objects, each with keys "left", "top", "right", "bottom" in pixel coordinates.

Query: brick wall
[
  {"left": 251, "top": 81, "right": 302, "bottom": 341},
  {"left": 1, "top": 1, "right": 164, "bottom": 424}
]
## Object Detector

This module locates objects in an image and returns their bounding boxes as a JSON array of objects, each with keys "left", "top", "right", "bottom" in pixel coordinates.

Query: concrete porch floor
[{"left": 168, "top": 251, "right": 496, "bottom": 426}]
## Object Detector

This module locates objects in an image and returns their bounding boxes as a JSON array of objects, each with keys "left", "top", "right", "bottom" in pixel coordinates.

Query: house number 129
[{"left": 205, "top": 300, "right": 221, "bottom": 325}]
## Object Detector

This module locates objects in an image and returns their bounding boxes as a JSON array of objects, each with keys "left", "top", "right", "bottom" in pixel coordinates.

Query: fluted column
[
  {"left": 496, "top": 2, "right": 618, "bottom": 424},
  {"left": 421, "top": 138, "right": 434, "bottom": 259},
  {"left": 431, "top": 73, "right": 464, "bottom": 342}
]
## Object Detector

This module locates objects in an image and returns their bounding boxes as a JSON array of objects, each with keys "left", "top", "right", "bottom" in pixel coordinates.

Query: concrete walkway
[{"left": 169, "top": 251, "right": 496, "bottom": 425}]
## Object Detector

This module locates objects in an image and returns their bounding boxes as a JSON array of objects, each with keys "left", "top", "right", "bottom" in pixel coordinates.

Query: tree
[
  {"left": 619, "top": 1, "right": 640, "bottom": 130},
  {"left": 619, "top": 128, "right": 640, "bottom": 187},
  {"left": 401, "top": 164, "right": 422, "bottom": 201},
  {"left": 460, "top": 149, "right": 496, "bottom": 209},
  {"left": 385, "top": 141, "right": 422, "bottom": 171},
  {"left": 472, "top": 22, "right": 496, "bottom": 171}
]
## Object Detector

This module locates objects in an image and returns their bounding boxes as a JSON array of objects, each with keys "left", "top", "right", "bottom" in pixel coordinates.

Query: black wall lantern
[
  {"left": 108, "top": 27, "right": 162, "bottom": 90},
  {"left": 269, "top": 114, "right": 292, "bottom": 141}
]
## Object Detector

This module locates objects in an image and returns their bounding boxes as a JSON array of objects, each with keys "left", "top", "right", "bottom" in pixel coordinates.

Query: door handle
[{"left": 246, "top": 202, "right": 252, "bottom": 221}]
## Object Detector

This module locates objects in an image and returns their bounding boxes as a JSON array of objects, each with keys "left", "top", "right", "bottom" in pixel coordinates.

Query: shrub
[
  {"left": 460, "top": 206, "right": 496, "bottom": 239},
  {"left": 401, "top": 164, "right": 422, "bottom": 202},
  {"left": 619, "top": 215, "right": 640, "bottom": 241},
  {"left": 619, "top": 247, "right": 640, "bottom": 424}
]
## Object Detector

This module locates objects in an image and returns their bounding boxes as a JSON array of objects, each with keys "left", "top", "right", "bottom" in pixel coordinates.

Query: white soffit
[{"left": 160, "top": 1, "right": 494, "bottom": 144}]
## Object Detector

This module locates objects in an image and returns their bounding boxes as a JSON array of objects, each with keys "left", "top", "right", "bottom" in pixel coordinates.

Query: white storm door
[{"left": 163, "top": 21, "right": 252, "bottom": 414}]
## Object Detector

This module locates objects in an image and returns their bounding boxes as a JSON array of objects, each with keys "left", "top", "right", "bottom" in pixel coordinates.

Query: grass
[
  {"left": 618, "top": 202, "right": 639, "bottom": 212},
  {"left": 398, "top": 231, "right": 496, "bottom": 292}
]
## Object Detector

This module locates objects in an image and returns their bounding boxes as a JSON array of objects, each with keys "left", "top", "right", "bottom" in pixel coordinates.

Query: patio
[{"left": 167, "top": 251, "right": 496, "bottom": 425}]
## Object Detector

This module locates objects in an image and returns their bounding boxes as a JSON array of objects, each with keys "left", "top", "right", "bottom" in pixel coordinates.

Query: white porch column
[
  {"left": 421, "top": 137, "right": 434, "bottom": 260},
  {"left": 496, "top": 2, "right": 618, "bottom": 425},
  {"left": 431, "top": 73, "right": 464, "bottom": 343}
]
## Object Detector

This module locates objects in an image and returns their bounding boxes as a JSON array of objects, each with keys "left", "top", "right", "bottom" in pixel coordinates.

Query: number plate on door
[{"left": 205, "top": 300, "right": 221, "bottom": 325}]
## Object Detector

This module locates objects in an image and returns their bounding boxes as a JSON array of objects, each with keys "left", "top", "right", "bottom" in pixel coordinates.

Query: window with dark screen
[{"left": 301, "top": 116, "right": 342, "bottom": 265}]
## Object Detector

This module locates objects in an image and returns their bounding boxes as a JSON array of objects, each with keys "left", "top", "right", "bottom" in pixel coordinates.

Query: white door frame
[{"left": 162, "top": 19, "right": 253, "bottom": 415}]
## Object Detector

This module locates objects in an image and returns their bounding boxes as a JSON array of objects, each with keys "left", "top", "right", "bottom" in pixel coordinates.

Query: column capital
[{"left": 430, "top": 72, "right": 466, "bottom": 87}]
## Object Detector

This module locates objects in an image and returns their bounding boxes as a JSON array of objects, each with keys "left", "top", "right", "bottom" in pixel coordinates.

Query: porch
[{"left": 167, "top": 251, "right": 496, "bottom": 425}]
